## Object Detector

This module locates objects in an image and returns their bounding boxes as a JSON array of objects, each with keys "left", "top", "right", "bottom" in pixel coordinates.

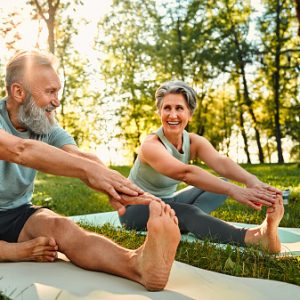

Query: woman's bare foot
[
  {"left": 135, "top": 201, "right": 181, "bottom": 291},
  {"left": 0, "top": 237, "right": 58, "bottom": 262},
  {"left": 245, "top": 194, "right": 284, "bottom": 253}
]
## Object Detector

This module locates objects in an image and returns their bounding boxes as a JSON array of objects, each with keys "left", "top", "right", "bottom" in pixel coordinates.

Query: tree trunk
[
  {"left": 32, "top": 0, "right": 60, "bottom": 54},
  {"left": 239, "top": 50, "right": 264, "bottom": 163},
  {"left": 238, "top": 107, "right": 251, "bottom": 163},
  {"left": 176, "top": 17, "right": 185, "bottom": 81},
  {"left": 274, "top": 0, "right": 284, "bottom": 163},
  {"left": 236, "top": 81, "right": 251, "bottom": 163},
  {"left": 295, "top": 0, "right": 300, "bottom": 36}
]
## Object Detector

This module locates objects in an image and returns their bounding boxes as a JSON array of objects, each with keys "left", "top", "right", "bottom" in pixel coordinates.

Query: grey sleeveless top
[{"left": 128, "top": 127, "right": 190, "bottom": 198}]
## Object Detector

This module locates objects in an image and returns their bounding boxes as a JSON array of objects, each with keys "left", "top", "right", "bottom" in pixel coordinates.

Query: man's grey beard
[{"left": 18, "top": 92, "right": 57, "bottom": 135}]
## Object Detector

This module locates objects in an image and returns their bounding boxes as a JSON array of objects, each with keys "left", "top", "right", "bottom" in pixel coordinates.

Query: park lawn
[{"left": 32, "top": 163, "right": 300, "bottom": 286}]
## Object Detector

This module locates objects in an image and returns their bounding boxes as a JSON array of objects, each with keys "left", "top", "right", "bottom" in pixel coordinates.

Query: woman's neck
[{"left": 163, "top": 129, "right": 183, "bottom": 152}]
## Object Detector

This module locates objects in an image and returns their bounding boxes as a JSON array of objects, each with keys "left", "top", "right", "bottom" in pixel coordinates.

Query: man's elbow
[{"left": 12, "top": 139, "right": 28, "bottom": 165}]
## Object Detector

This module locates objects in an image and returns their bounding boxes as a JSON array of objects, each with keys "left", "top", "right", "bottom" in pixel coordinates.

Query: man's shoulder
[
  {"left": 0, "top": 98, "right": 6, "bottom": 111},
  {"left": 0, "top": 99, "right": 7, "bottom": 127}
]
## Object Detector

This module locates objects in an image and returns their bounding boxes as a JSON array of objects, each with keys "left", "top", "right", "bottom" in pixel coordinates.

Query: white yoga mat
[
  {"left": 70, "top": 211, "right": 300, "bottom": 256},
  {"left": 0, "top": 253, "right": 300, "bottom": 300},
  {"left": 1, "top": 212, "right": 300, "bottom": 300}
]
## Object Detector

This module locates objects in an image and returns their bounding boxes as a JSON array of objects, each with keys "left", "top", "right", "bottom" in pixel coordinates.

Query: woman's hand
[
  {"left": 245, "top": 177, "right": 282, "bottom": 195},
  {"left": 229, "top": 185, "right": 277, "bottom": 210}
]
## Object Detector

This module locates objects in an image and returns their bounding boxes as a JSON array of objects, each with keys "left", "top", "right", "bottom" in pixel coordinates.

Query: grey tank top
[{"left": 128, "top": 127, "right": 190, "bottom": 198}]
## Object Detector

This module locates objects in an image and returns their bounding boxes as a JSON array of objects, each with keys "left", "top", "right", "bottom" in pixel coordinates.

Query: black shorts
[{"left": 0, "top": 204, "right": 42, "bottom": 243}]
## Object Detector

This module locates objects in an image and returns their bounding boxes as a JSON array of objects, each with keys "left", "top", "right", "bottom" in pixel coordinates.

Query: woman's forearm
[
  {"left": 180, "top": 165, "right": 238, "bottom": 197},
  {"left": 210, "top": 156, "right": 258, "bottom": 186}
]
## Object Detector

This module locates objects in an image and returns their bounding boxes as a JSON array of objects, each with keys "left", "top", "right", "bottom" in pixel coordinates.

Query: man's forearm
[{"left": 10, "top": 138, "right": 92, "bottom": 180}]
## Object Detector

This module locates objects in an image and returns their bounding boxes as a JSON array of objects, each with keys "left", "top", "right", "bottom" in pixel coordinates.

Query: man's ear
[{"left": 10, "top": 83, "right": 26, "bottom": 104}]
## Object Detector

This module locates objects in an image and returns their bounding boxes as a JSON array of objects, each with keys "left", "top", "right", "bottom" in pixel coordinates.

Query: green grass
[{"left": 30, "top": 163, "right": 300, "bottom": 286}]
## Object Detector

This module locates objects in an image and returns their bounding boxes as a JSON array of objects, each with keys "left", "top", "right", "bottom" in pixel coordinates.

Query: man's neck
[{"left": 6, "top": 98, "right": 27, "bottom": 132}]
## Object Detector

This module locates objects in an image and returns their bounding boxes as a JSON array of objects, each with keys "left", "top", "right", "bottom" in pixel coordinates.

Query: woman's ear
[{"left": 10, "top": 83, "right": 26, "bottom": 104}]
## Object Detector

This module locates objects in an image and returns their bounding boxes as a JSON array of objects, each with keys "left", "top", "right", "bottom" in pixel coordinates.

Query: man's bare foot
[
  {"left": 245, "top": 194, "right": 284, "bottom": 253},
  {"left": 0, "top": 237, "right": 58, "bottom": 262},
  {"left": 135, "top": 201, "right": 181, "bottom": 291}
]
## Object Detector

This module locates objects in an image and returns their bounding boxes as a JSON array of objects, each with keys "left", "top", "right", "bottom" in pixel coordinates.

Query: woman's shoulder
[
  {"left": 188, "top": 132, "right": 208, "bottom": 143},
  {"left": 143, "top": 133, "right": 160, "bottom": 145}
]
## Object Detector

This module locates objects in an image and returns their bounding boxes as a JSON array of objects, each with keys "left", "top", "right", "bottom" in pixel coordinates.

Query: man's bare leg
[
  {"left": 18, "top": 201, "right": 180, "bottom": 291},
  {"left": 0, "top": 237, "right": 58, "bottom": 262},
  {"left": 134, "top": 201, "right": 181, "bottom": 290},
  {"left": 245, "top": 194, "right": 284, "bottom": 253}
]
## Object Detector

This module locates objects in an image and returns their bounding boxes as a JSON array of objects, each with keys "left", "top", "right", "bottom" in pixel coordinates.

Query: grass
[{"left": 30, "top": 163, "right": 300, "bottom": 286}]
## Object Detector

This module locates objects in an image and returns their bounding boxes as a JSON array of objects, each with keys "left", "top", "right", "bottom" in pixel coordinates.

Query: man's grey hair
[
  {"left": 5, "top": 49, "right": 58, "bottom": 95},
  {"left": 155, "top": 80, "right": 197, "bottom": 114}
]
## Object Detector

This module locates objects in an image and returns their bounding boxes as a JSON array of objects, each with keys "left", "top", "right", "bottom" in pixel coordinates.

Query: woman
[{"left": 120, "top": 80, "right": 283, "bottom": 253}]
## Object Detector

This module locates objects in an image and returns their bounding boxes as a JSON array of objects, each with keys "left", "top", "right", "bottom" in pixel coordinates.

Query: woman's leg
[
  {"left": 119, "top": 205, "right": 149, "bottom": 230},
  {"left": 169, "top": 194, "right": 284, "bottom": 253},
  {"left": 169, "top": 202, "right": 246, "bottom": 245},
  {"left": 173, "top": 185, "right": 227, "bottom": 214}
]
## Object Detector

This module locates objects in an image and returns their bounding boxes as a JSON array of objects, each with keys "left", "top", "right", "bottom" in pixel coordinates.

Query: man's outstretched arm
[{"left": 0, "top": 129, "right": 143, "bottom": 200}]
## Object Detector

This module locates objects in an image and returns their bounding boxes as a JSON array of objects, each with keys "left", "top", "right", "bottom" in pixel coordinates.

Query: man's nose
[{"left": 52, "top": 93, "right": 60, "bottom": 107}]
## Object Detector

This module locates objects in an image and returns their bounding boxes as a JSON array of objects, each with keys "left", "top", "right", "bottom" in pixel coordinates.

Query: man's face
[
  {"left": 18, "top": 91, "right": 57, "bottom": 134},
  {"left": 18, "top": 66, "right": 61, "bottom": 134}
]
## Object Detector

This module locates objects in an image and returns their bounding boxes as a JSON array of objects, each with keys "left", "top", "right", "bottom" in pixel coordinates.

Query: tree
[
  {"left": 29, "top": 0, "right": 60, "bottom": 54},
  {"left": 208, "top": 0, "right": 265, "bottom": 162},
  {"left": 96, "top": 0, "right": 160, "bottom": 162},
  {"left": 258, "top": 0, "right": 298, "bottom": 163}
]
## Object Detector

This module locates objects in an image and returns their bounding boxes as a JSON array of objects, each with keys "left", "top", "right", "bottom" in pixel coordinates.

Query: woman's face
[{"left": 159, "top": 93, "right": 192, "bottom": 135}]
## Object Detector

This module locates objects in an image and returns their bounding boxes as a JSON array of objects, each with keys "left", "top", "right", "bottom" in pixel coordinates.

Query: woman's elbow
[{"left": 171, "top": 167, "right": 191, "bottom": 182}]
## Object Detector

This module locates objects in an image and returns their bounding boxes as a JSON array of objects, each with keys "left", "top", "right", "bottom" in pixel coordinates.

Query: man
[{"left": 0, "top": 50, "right": 181, "bottom": 291}]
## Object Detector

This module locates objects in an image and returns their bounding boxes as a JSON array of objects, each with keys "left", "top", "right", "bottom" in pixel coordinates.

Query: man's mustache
[{"left": 45, "top": 103, "right": 57, "bottom": 113}]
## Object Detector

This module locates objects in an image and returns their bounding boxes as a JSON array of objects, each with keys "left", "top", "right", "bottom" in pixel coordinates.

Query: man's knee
[{"left": 49, "top": 216, "right": 77, "bottom": 234}]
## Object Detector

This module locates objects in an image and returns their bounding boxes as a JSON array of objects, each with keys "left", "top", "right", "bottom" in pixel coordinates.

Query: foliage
[{"left": 95, "top": 0, "right": 299, "bottom": 163}]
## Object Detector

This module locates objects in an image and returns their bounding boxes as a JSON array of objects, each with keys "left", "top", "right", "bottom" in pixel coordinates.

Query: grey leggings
[{"left": 119, "top": 186, "right": 247, "bottom": 246}]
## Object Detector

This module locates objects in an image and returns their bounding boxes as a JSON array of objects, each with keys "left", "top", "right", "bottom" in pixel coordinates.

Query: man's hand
[
  {"left": 62, "top": 145, "right": 144, "bottom": 200},
  {"left": 82, "top": 164, "right": 144, "bottom": 200},
  {"left": 109, "top": 192, "right": 162, "bottom": 216}
]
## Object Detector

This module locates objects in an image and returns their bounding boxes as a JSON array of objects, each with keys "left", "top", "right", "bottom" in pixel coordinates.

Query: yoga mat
[
  {"left": 1, "top": 213, "right": 299, "bottom": 299},
  {"left": 70, "top": 211, "right": 300, "bottom": 256},
  {"left": 0, "top": 253, "right": 300, "bottom": 300}
]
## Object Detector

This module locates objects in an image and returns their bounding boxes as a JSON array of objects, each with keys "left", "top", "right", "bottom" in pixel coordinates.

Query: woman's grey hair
[
  {"left": 5, "top": 49, "right": 58, "bottom": 95},
  {"left": 155, "top": 80, "right": 197, "bottom": 114}
]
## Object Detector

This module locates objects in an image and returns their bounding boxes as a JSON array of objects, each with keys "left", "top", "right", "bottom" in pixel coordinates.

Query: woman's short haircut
[
  {"left": 5, "top": 49, "right": 58, "bottom": 95},
  {"left": 155, "top": 80, "right": 197, "bottom": 114}
]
